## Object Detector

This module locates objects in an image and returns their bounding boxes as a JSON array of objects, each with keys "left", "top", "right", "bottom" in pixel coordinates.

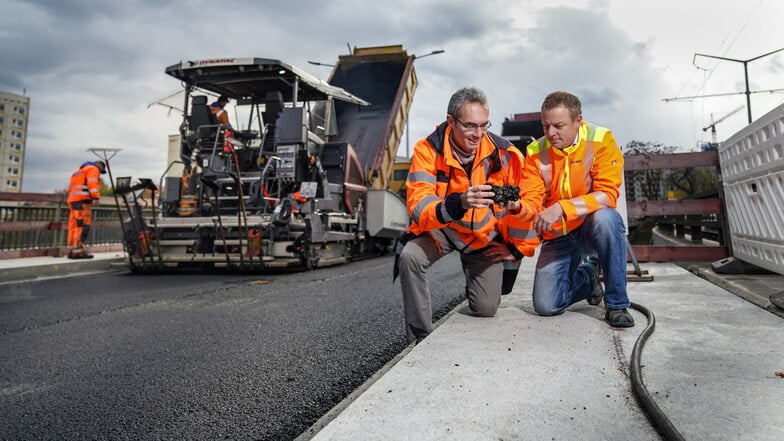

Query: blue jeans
[{"left": 532, "top": 208, "right": 630, "bottom": 315}]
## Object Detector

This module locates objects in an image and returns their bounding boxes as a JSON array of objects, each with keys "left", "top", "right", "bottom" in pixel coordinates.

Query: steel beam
[
  {"left": 629, "top": 245, "right": 729, "bottom": 262},
  {"left": 627, "top": 199, "right": 723, "bottom": 217},
  {"left": 624, "top": 150, "right": 718, "bottom": 171}
]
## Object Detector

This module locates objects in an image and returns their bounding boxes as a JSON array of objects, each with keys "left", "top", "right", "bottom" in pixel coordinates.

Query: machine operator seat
[
  {"left": 186, "top": 95, "right": 221, "bottom": 152},
  {"left": 189, "top": 95, "right": 219, "bottom": 131},
  {"left": 263, "top": 91, "right": 284, "bottom": 125},
  {"left": 261, "top": 91, "right": 284, "bottom": 153}
]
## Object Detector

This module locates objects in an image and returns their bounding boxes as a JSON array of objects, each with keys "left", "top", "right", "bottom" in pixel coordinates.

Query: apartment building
[{"left": 0, "top": 91, "right": 30, "bottom": 192}]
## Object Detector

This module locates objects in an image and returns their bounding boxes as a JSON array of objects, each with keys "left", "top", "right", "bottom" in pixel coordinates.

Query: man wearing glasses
[
  {"left": 523, "top": 91, "right": 634, "bottom": 328},
  {"left": 395, "top": 86, "right": 539, "bottom": 344}
]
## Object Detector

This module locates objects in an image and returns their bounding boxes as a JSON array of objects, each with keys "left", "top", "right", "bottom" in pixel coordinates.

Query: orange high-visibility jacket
[
  {"left": 406, "top": 122, "right": 538, "bottom": 258},
  {"left": 524, "top": 122, "right": 624, "bottom": 241},
  {"left": 67, "top": 162, "right": 102, "bottom": 203}
]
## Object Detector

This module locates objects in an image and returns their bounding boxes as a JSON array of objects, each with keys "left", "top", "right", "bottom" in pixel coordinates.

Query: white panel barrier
[{"left": 718, "top": 103, "right": 784, "bottom": 275}]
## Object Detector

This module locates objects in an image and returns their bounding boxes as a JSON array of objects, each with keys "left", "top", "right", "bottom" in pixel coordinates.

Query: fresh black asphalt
[{"left": 0, "top": 254, "right": 466, "bottom": 440}]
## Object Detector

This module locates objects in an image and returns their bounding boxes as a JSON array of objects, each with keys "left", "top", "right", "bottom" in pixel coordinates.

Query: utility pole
[
  {"left": 693, "top": 47, "right": 784, "bottom": 123},
  {"left": 406, "top": 50, "right": 445, "bottom": 157}
]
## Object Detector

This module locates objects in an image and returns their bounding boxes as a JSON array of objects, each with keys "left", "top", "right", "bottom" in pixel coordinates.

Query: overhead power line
[{"left": 663, "top": 47, "right": 784, "bottom": 123}]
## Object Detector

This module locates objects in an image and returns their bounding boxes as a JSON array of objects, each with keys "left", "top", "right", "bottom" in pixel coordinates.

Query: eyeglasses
[{"left": 452, "top": 115, "right": 492, "bottom": 133}]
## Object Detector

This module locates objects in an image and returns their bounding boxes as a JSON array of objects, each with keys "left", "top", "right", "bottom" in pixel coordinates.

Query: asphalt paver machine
[{"left": 117, "top": 46, "right": 417, "bottom": 272}]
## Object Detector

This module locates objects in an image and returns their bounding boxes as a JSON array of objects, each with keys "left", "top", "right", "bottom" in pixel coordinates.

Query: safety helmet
[{"left": 94, "top": 160, "right": 107, "bottom": 174}]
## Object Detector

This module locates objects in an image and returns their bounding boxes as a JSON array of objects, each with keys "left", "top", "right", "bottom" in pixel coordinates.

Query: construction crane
[{"left": 703, "top": 106, "right": 744, "bottom": 144}]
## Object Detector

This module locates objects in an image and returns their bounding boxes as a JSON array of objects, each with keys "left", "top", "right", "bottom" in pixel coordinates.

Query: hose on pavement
[{"left": 628, "top": 301, "right": 686, "bottom": 441}]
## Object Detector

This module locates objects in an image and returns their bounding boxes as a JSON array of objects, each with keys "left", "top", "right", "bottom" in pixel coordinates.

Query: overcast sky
[{"left": 2, "top": 0, "right": 782, "bottom": 192}]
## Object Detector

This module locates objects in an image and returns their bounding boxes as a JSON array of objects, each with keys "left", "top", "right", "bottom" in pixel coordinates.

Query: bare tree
[
  {"left": 668, "top": 166, "right": 718, "bottom": 197},
  {"left": 623, "top": 140, "right": 676, "bottom": 202}
]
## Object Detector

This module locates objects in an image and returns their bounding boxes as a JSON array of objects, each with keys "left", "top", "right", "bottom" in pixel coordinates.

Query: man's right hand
[{"left": 534, "top": 203, "right": 564, "bottom": 234}]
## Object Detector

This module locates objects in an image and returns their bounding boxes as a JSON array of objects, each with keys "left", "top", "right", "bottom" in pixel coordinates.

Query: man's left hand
[{"left": 498, "top": 200, "right": 521, "bottom": 211}]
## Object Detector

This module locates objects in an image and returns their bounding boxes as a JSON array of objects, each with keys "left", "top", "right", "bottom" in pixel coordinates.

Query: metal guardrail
[
  {"left": 655, "top": 189, "right": 724, "bottom": 244},
  {"left": 0, "top": 192, "right": 150, "bottom": 258}
]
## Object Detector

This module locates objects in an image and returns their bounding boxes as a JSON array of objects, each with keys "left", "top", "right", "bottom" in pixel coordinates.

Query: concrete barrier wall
[{"left": 718, "top": 103, "right": 784, "bottom": 275}]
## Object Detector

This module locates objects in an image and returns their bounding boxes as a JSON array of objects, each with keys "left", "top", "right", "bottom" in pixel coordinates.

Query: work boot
[
  {"left": 605, "top": 308, "right": 635, "bottom": 328},
  {"left": 67, "top": 249, "right": 94, "bottom": 260},
  {"left": 584, "top": 255, "right": 604, "bottom": 305}
]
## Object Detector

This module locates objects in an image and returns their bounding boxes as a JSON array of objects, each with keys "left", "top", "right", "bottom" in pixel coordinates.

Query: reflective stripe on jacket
[
  {"left": 406, "top": 122, "right": 538, "bottom": 257},
  {"left": 525, "top": 122, "right": 623, "bottom": 240},
  {"left": 67, "top": 162, "right": 102, "bottom": 203}
]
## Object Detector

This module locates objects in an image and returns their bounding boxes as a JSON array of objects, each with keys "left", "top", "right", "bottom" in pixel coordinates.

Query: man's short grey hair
[{"left": 447, "top": 86, "right": 489, "bottom": 116}]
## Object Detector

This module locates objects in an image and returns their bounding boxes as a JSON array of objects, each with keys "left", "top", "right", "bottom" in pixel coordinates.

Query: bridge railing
[
  {"left": 624, "top": 150, "right": 730, "bottom": 262},
  {"left": 0, "top": 192, "right": 136, "bottom": 258},
  {"left": 652, "top": 187, "right": 724, "bottom": 244},
  {"left": 0, "top": 144, "right": 757, "bottom": 266}
]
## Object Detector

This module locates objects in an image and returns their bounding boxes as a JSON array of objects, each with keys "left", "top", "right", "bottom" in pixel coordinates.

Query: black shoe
[
  {"left": 501, "top": 267, "right": 519, "bottom": 296},
  {"left": 585, "top": 255, "right": 603, "bottom": 305},
  {"left": 605, "top": 308, "right": 635, "bottom": 328},
  {"left": 68, "top": 251, "right": 94, "bottom": 260}
]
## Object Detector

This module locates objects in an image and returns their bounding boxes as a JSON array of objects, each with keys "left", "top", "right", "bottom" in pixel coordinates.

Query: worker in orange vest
[
  {"left": 395, "top": 86, "right": 539, "bottom": 344},
  {"left": 66, "top": 160, "right": 106, "bottom": 259},
  {"left": 524, "top": 91, "right": 634, "bottom": 328},
  {"left": 210, "top": 95, "right": 231, "bottom": 127}
]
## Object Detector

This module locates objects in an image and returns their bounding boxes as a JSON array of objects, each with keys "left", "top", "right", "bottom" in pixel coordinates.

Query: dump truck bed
[{"left": 326, "top": 45, "right": 417, "bottom": 189}]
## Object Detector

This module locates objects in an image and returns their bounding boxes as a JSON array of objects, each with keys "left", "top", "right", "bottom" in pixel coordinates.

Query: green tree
[{"left": 99, "top": 178, "right": 114, "bottom": 196}]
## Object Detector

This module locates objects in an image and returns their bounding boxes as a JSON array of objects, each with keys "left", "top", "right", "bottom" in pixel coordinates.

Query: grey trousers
[{"left": 399, "top": 230, "right": 504, "bottom": 343}]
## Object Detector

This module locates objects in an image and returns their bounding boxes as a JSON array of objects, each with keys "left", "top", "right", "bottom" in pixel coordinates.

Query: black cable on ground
[{"left": 629, "top": 301, "right": 686, "bottom": 441}]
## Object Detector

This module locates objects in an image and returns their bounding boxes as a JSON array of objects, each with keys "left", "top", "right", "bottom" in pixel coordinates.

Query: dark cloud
[
  {"left": 252, "top": 0, "right": 510, "bottom": 61},
  {"left": 0, "top": 0, "right": 152, "bottom": 91},
  {"left": 579, "top": 87, "right": 622, "bottom": 109},
  {"left": 6, "top": 0, "right": 776, "bottom": 192},
  {"left": 24, "top": 0, "right": 117, "bottom": 20}
]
